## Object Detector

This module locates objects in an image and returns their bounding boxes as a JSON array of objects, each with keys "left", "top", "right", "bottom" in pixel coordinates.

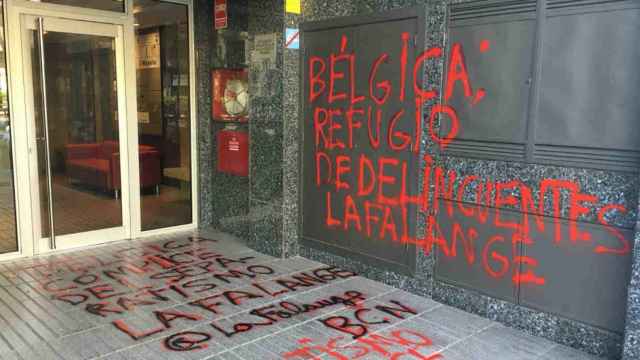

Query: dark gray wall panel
[
  {"left": 300, "top": 8, "right": 425, "bottom": 274},
  {"left": 434, "top": 199, "right": 519, "bottom": 303},
  {"left": 520, "top": 218, "right": 634, "bottom": 333},
  {"left": 442, "top": 0, "right": 537, "bottom": 161},
  {"left": 445, "top": 20, "right": 535, "bottom": 145},
  {"left": 436, "top": 197, "right": 635, "bottom": 333},
  {"left": 534, "top": 8, "right": 640, "bottom": 171},
  {"left": 536, "top": 9, "right": 640, "bottom": 150}
]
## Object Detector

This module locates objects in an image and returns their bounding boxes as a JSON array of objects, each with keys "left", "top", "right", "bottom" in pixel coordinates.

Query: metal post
[{"left": 36, "top": 17, "right": 56, "bottom": 250}]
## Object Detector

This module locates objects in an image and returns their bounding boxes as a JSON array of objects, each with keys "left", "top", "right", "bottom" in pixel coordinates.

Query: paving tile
[
  {"left": 232, "top": 341, "right": 282, "bottom": 360},
  {"left": 274, "top": 257, "right": 326, "bottom": 273},
  {"left": 473, "top": 324, "right": 557, "bottom": 358},
  {"left": 0, "top": 313, "right": 34, "bottom": 350},
  {"left": 331, "top": 277, "right": 391, "bottom": 299},
  {"left": 83, "top": 325, "right": 136, "bottom": 354},
  {"left": 374, "top": 289, "right": 442, "bottom": 315},
  {"left": 210, "top": 352, "right": 245, "bottom": 360},
  {"left": 441, "top": 336, "right": 536, "bottom": 360},
  {"left": 48, "top": 332, "right": 115, "bottom": 360},
  {"left": 540, "top": 345, "right": 605, "bottom": 359},
  {"left": 13, "top": 340, "right": 64, "bottom": 360},
  {"left": 383, "top": 317, "right": 460, "bottom": 352},
  {"left": 140, "top": 340, "right": 196, "bottom": 360},
  {"left": 420, "top": 304, "right": 494, "bottom": 338},
  {"left": 97, "top": 352, "right": 131, "bottom": 360},
  {"left": 100, "top": 344, "right": 156, "bottom": 360},
  {"left": 0, "top": 329, "right": 16, "bottom": 354},
  {"left": 252, "top": 329, "right": 302, "bottom": 355},
  {"left": 0, "top": 350, "right": 22, "bottom": 360}
]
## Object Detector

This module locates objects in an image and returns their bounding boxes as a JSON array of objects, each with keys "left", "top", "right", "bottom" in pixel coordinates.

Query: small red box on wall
[
  {"left": 214, "top": 0, "right": 227, "bottom": 29},
  {"left": 212, "top": 69, "right": 249, "bottom": 122},
  {"left": 217, "top": 129, "right": 249, "bottom": 176}
]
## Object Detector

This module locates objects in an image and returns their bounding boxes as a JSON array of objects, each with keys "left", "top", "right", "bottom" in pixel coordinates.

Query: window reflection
[
  {"left": 30, "top": 31, "right": 122, "bottom": 237},
  {"left": 28, "top": 0, "right": 125, "bottom": 12},
  {"left": 135, "top": 0, "right": 192, "bottom": 230},
  {"left": 0, "top": 1, "right": 18, "bottom": 253}
]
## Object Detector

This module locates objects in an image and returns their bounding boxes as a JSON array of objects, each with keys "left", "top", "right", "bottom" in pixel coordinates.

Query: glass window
[
  {"left": 28, "top": 0, "right": 125, "bottom": 12},
  {"left": 29, "top": 28, "right": 123, "bottom": 237},
  {"left": 134, "top": 0, "right": 192, "bottom": 230},
  {"left": 0, "top": 1, "right": 18, "bottom": 253}
]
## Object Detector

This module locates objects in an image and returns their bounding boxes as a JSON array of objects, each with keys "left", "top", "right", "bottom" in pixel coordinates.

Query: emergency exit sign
[{"left": 214, "top": 0, "right": 227, "bottom": 29}]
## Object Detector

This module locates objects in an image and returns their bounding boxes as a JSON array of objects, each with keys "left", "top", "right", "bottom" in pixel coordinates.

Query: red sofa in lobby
[{"left": 64, "top": 140, "right": 161, "bottom": 198}]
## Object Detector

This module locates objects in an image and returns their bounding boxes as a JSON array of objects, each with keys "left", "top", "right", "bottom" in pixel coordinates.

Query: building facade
[{"left": 0, "top": 0, "right": 636, "bottom": 359}]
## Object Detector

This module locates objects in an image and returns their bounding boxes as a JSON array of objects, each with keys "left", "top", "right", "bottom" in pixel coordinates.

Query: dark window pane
[
  {"left": 135, "top": 0, "right": 192, "bottom": 230},
  {"left": 0, "top": 1, "right": 18, "bottom": 253},
  {"left": 30, "top": 29, "right": 123, "bottom": 236},
  {"left": 29, "top": 0, "right": 124, "bottom": 12}
]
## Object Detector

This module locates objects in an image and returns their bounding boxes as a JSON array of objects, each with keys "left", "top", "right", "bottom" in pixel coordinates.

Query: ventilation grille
[
  {"left": 534, "top": 145, "right": 640, "bottom": 172},
  {"left": 451, "top": 0, "right": 537, "bottom": 21},
  {"left": 442, "top": 139, "right": 526, "bottom": 162},
  {"left": 546, "top": 0, "right": 631, "bottom": 9}
]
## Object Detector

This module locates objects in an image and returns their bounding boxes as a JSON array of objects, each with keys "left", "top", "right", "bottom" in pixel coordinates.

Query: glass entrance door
[{"left": 21, "top": 16, "right": 130, "bottom": 251}]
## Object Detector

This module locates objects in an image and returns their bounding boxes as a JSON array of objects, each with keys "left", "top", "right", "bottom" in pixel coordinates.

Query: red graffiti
[
  {"left": 310, "top": 33, "right": 472, "bottom": 154},
  {"left": 283, "top": 328, "right": 443, "bottom": 359},
  {"left": 37, "top": 235, "right": 360, "bottom": 351},
  {"left": 306, "top": 32, "right": 631, "bottom": 288}
]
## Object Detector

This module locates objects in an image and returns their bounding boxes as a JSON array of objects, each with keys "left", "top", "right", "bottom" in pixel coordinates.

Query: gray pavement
[{"left": 0, "top": 228, "right": 602, "bottom": 359}]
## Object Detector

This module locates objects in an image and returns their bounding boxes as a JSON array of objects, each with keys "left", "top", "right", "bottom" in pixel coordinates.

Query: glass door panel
[
  {"left": 134, "top": 0, "right": 193, "bottom": 231},
  {"left": 22, "top": 16, "right": 128, "bottom": 250},
  {"left": 26, "top": 0, "right": 125, "bottom": 12},
  {"left": 0, "top": 0, "right": 18, "bottom": 254}
]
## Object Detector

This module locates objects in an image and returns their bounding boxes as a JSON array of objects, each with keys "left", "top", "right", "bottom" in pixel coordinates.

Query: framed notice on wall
[
  {"left": 252, "top": 33, "right": 277, "bottom": 67},
  {"left": 136, "top": 31, "right": 160, "bottom": 69}
]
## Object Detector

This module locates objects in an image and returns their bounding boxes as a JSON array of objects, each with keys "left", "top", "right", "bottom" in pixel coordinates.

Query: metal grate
[{"left": 450, "top": 0, "right": 538, "bottom": 21}]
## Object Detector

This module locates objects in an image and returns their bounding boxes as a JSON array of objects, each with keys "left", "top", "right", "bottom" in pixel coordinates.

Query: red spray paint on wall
[{"left": 306, "top": 32, "right": 631, "bottom": 287}]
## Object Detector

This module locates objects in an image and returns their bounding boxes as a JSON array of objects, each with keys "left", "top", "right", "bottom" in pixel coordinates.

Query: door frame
[
  {"left": 20, "top": 14, "right": 131, "bottom": 253},
  {"left": 1, "top": 0, "right": 198, "bottom": 259}
]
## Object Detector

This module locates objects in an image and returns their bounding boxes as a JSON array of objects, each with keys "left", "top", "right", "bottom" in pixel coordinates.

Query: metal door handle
[{"left": 36, "top": 17, "right": 56, "bottom": 250}]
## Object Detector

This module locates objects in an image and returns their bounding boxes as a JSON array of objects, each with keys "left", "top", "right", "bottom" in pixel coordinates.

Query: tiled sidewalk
[{"left": 0, "top": 229, "right": 601, "bottom": 360}]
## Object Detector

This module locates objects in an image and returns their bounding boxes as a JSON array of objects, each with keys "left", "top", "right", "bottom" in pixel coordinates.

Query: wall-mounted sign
[
  {"left": 251, "top": 33, "right": 277, "bottom": 98},
  {"left": 136, "top": 31, "right": 160, "bottom": 69},
  {"left": 217, "top": 130, "right": 249, "bottom": 177},
  {"left": 214, "top": 0, "right": 227, "bottom": 30},
  {"left": 285, "top": 28, "right": 299, "bottom": 49},
  {"left": 252, "top": 33, "right": 277, "bottom": 66},
  {"left": 286, "top": 0, "right": 301, "bottom": 14},
  {"left": 137, "top": 112, "right": 150, "bottom": 124}
]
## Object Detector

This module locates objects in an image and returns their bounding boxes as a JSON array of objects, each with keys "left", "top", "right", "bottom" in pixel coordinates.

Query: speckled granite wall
[
  {"left": 623, "top": 229, "right": 640, "bottom": 359},
  {"left": 194, "top": 0, "right": 214, "bottom": 227},
  {"left": 195, "top": 0, "right": 252, "bottom": 239},
  {"left": 196, "top": 0, "right": 289, "bottom": 256},
  {"left": 245, "top": 0, "right": 286, "bottom": 257},
  {"left": 283, "top": 10, "right": 301, "bottom": 259},
  {"left": 277, "top": 1, "right": 640, "bottom": 359},
  {"left": 211, "top": 0, "right": 252, "bottom": 240}
]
